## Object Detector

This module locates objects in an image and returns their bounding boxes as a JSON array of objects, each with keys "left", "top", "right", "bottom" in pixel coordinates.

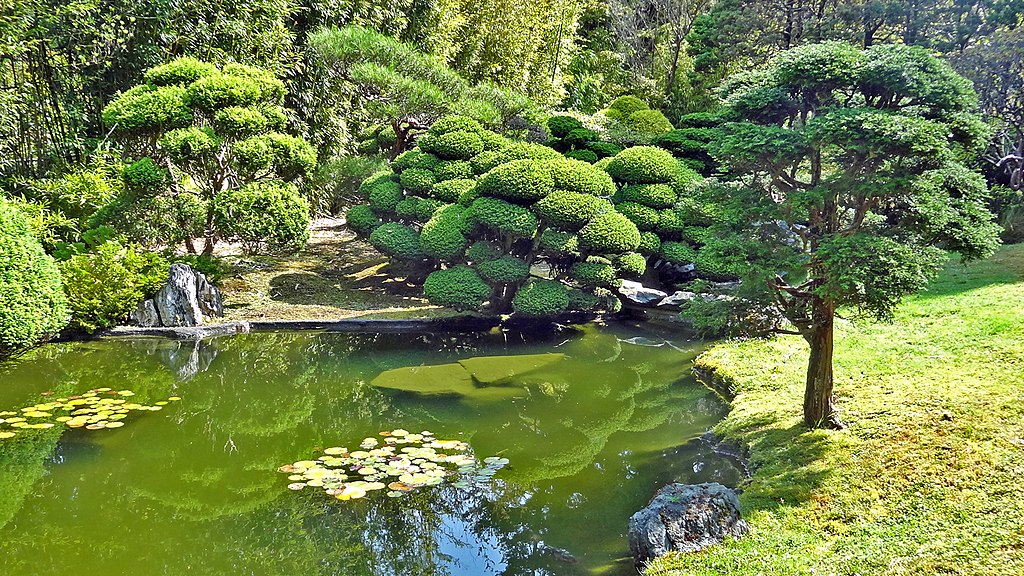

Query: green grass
[{"left": 647, "top": 244, "right": 1024, "bottom": 576}]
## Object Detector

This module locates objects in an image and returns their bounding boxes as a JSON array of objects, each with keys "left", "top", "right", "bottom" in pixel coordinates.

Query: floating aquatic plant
[
  {"left": 0, "top": 388, "right": 181, "bottom": 440},
  {"left": 279, "top": 429, "right": 509, "bottom": 500}
]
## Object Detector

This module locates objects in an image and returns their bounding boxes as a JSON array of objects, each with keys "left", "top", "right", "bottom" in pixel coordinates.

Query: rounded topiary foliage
[
  {"left": 144, "top": 57, "right": 219, "bottom": 86},
  {"left": 466, "top": 240, "right": 504, "bottom": 263},
  {"left": 694, "top": 237, "right": 747, "bottom": 281},
  {"left": 434, "top": 160, "right": 474, "bottom": 182},
  {"left": 604, "top": 95, "right": 649, "bottom": 121},
  {"left": 564, "top": 149, "right": 598, "bottom": 164},
  {"left": 0, "top": 202, "right": 69, "bottom": 357},
  {"left": 563, "top": 128, "right": 600, "bottom": 149},
  {"left": 612, "top": 252, "right": 647, "bottom": 276},
  {"left": 567, "top": 288, "right": 602, "bottom": 312},
  {"left": 431, "top": 178, "right": 476, "bottom": 203},
  {"left": 637, "top": 231, "right": 661, "bottom": 255},
  {"left": 660, "top": 241, "right": 698, "bottom": 265},
  {"left": 616, "top": 202, "right": 660, "bottom": 231},
  {"left": 512, "top": 279, "right": 569, "bottom": 316},
  {"left": 650, "top": 130, "right": 705, "bottom": 156},
  {"left": 395, "top": 196, "right": 444, "bottom": 222},
  {"left": 627, "top": 109, "right": 674, "bottom": 134},
  {"left": 346, "top": 204, "right": 382, "bottom": 235},
  {"left": 476, "top": 160, "right": 554, "bottom": 202},
  {"left": 123, "top": 157, "right": 168, "bottom": 195},
  {"left": 392, "top": 150, "right": 440, "bottom": 173},
  {"left": 605, "top": 146, "right": 678, "bottom": 184},
  {"left": 470, "top": 151, "right": 502, "bottom": 175},
  {"left": 469, "top": 197, "right": 538, "bottom": 238},
  {"left": 399, "top": 167, "right": 436, "bottom": 195},
  {"left": 579, "top": 211, "right": 641, "bottom": 254},
  {"left": 587, "top": 141, "right": 623, "bottom": 158},
  {"left": 534, "top": 190, "right": 612, "bottom": 231},
  {"left": 539, "top": 229, "right": 580, "bottom": 255},
  {"left": 368, "top": 179, "right": 403, "bottom": 213},
  {"left": 423, "top": 266, "right": 491, "bottom": 310},
  {"left": 429, "top": 115, "right": 483, "bottom": 136},
  {"left": 675, "top": 196, "right": 722, "bottom": 227},
  {"left": 212, "top": 181, "right": 311, "bottom": 253},
  {"left": 542, "top": 158, "right": 617, "bottom": 197},
  {"left": 570, "top": 260, "right": 620, "bottom": 289},
  {"left": 420, "top": 204, "right": 469, "bottom": 261},
  {"left": 494, "top": 142, "right": 563, "bottom": 164},
  {"left": 359, "top": 171, "right": 397, "bottom": 196},
  {"left": 656, "top": 208, "right": 687, "bottom": 237},
  {"left": 547, "top": 115, "right": 584, "bottom": 139},
  {"left": 432, "top": 131, "right": 484, "bottom": 161},
  {"left": 477, "top": 255, "right": 530, "bottom": 285},
  {"left": 369, "top": 222, "right": 424, "bottom": 260},
  {"left": 621, "top": 183, "right": 677, "bottom": 208}
]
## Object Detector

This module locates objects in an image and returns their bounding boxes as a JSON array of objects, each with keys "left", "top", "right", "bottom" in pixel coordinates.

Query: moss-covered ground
[{"left": 647, "top": 244, "right": 1024, "bottom": 576}]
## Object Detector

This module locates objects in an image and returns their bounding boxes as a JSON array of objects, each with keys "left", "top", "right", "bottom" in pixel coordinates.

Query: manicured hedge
[{"left": 423, "top": 266, "right": 490, "bottom": 310}]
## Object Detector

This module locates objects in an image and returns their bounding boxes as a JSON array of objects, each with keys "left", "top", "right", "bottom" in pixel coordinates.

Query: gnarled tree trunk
[{"left": 802, "top": 298, "right": 843, "bottom": 429}]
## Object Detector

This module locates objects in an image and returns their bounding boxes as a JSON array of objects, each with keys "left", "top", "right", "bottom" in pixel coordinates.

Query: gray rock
[
  {"left": 131, "top": 299, "right": 161, "bottom": 327},
  {"left": 147, "top": 264, "right": 223, "bottom": 327},
  {"left": 619, "top": 280, "right": 668, "bottom": 305},
  {"left": 658, "top": 291, "right": 697, "bottom": 306},
  {"left": 628, "top": 482, "right": 749, "bottom": 566}
]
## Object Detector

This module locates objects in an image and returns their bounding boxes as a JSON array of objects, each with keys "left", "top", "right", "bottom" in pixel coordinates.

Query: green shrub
[
  {"left": 144, "top": 57, "right": 219, "bottom": 86},
  {"left": 680, "top": 225, "right": 711, "bottom": 245},
  {"left": 578, "top": 211, "right": 641, "bottom": 253},
  {"left": 185, "top": 73, "right": 265, "bottom": 111},
  {"left": 477, "top": 255, "right": 530, "bottom": 284},
  {"left": 359, "top": 171, "right": 397, "bottom": 196},
  {"left": 607, "top": 95, "right": 649, "bottom": 116},
  {"left": 612, "top": 252, "right": 646, "bottom": 276},
  {"left": 434, "top": 160, "right": 474, "bottom": 181},
  {"left": 470, "top": 151, "right": 502, "bottom": 175},
  {"left": 594, "top": 157, "right": 614, "bottom": 170},
  {"left": 368, "top": 179, "right": 403, "bottom": 213},
  {"left": 101, "top": 84, "right": 192, "bottom": 133},
  {"left": 477, "top": 160, "right": 554, "bottom": 202},
  {"left": 565, "top": 149, "right": 598, "bottom": 163},
  {"left": 311, "top": 155, "right": 389, "bottom": 215},
  {"left": 346, "top": 204, "right": 382, "bottom": 235},
  {"left": 429, "top": 115, "right": 483, "bottom": 136},
  {"left": 394, "top": 197, "right": 422, "bottom": 220},
  {"left": 0, "top": 202, "right": 69, "bottom": 356},
  {"left": 469, "top": 197, "right": 538, "bottom": 237},
  {"left": 420, "top": 205, "right": 469, "bottom": 261},
  {"left": 605, "top": 146, "right": 678, "bottom": 184},
  {"left": 567, "top": 288, "right": 601, "bottom": 311},
  {"left": 466, "top": 241, "right": 504, "bottom": 263},
  {"left": 233, "top": 132, "right": 316, "bottom": 180},
  {"left": 122, "top": 158, "right": 168, "bottom": 195},
  {"left": 677, "top": 112, "right": 722, "bottom": 128},
  {"left": 494, "top": 142, "right": 563, "bottom": 164},
  {"left": 571, "top": 260, "right": 620, "bottom": 289},
  {"left": 213, "top": 106, "right": 269, "bottom": 137},
  {"left": 543, "top": 158, "right": 617, "bottom": 196},
  {"left": 60, "top": 241, "right": 167, "bottom": 333},
  {"left": 651, "top": 129, "right": 706, "bottom": 155},
  {"left": 564, "top": 128, "right": 600, "bottom": 148},
  {"left": 616, "top": 202, "right": 660, "bottom": 231},
  {"left": 586, "top": 141, "right": 623, "bottom": 158},
  {"left": 674, "top": 196, "right": 721, "bottom": 226},
  {"left": 392, "top": 149, "right": 440, "bottom": 173},
  {"left": 369, "top": 222, "right": 424, "bottom": 260},
  {"left": 431, "top": 178, "right": 476, "bottom": 203},
  {"left": 512, "top": 279, "right": 569, "bottom": 316},
  {"left": 694, "top": 237, "right": 748, "bottom": 281},
  {"left": 160, "top": 127, "right": 219, "bottom": 162},
  {"left": 213, "top": 181, "right": 311, "bottom": 253},
  {"left": 432, "top": 131, "right": 484, "bottom": 160},
  {"left": 637, "top": 231, "right": 661, "bottom": 255},
  {"left": 534, "top": 190, "right": 612, "bottom": 230},
  {"left": 656, "top": 208, "right": 687, "bottom": 236},
  {"left": 660, "top": 241, "right": 698, "bottom": 265},
  {"left": 539, "top": 229, "right": 580, "bottom": 255},
  {"left": 627, "top": 109, "right": 674, "bottom": 134},
  {"left": 479, "top": 130, "right": 510, "bottom": 151},
  {"left": 399, "top": 168, "right": 436, "bottom": 195},
  {"left": 423, "top": 266, "right": 490, "bottom": 310},
  {"left": 547, "top": 116, "right": 584, "bottom": 138},
  {"left": 621, "top": 183, "right": 676, "bottom": 208},
  {"left": 458, "top": 186, "right": 484, "bottom": 207}
]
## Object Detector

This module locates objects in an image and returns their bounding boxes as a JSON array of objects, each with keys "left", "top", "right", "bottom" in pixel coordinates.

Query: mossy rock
[
  {"left": 371, "top": 363, "right": 526, "bottom": 401},
  {"left": 458, "top": 353, "right": 567, "bottom": 386}
]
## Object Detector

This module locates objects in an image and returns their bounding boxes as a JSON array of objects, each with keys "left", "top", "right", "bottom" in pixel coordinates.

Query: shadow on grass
[{"left": 914, "top": 244, "right": 1023, "bottom": 300}]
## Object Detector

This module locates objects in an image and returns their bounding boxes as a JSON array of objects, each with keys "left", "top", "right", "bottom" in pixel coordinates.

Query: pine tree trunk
[{"left": 803, "top": 299, "right": 844, "bottom": 429}]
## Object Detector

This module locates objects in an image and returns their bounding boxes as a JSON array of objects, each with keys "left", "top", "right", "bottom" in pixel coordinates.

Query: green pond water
[{"left": 0, "top": 322, "right": 743, "bottom": 576}]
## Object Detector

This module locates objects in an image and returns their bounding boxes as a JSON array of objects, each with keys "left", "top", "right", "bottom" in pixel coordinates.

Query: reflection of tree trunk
[{"left": 802, "top": 298, "right": 843, "bottom": 429}]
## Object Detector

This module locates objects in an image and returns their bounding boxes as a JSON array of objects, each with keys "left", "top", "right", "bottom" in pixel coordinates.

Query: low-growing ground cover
[{"left": 648, "top": 244, "right": 1024, "bottom": 576}]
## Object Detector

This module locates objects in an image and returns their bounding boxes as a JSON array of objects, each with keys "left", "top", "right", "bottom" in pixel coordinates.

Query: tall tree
[{"left": 699, "top": 42, "right": 1001, "bottom": 428}]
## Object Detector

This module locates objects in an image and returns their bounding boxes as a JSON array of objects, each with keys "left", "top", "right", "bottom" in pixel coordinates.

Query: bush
[
  {"left": 395, "top": 196, "right": 444, "bottom": 222},
  {"left": 539, "top": 229, "right": 580, "bottom": 255},
  {"left": 612, "top": 252, "right": 646, "bottom": 276},
  {"left": 512, "top": 279, "right": 569, "bottom": 316},
  {"left": 567, "top": 288, "right": 601, "bottom": 311},
  {"left": 398, "top": 167, "right": 436, "bottom": 195},
  {"left": 469, "top": 197, "right": 538, "bottom": 237},
  {"left": 637, "top": 231, "right": 661, "bottom": 255},
  {"left": 660, "top": 241, "right": 698, "bottom": 265},
  {"left": 310, "top": 155, "right": 389, "bottom": 215},
  {"left": 423, "top": 266, "right": 490, "bottom": 310},
  {"left": 476, "top": 160, "right": 554, "bottom": 202},
  {"left": 369, "top": 222, "right": 424, "bottom": 260},
  {"left": 570, "top": 260, "right": 620, "bottom": 289},
  {"left": 621, "top": 183, "right": 676, "bottom": 208},
  {"left": 564, "top": 128, "right": 600, "bottom": 148},
  {"left": 616, "top": 202, "right": 660, "bottom": 231},
  {"left": 233, "top": 132, "right": 316, "bottom": 180},
  {"left": 534, "top": 190, "right": 612, "bottom": 230},
  {"left": 578, "top": 211, "right": 641, "bottom": 253},
  {"left": 694, "top": 237, "right": 748, "bottom": 281},
  {"left": 59, "top": 241, "right": 167, "bottom": 333},
  {"left": 185, "top": 73, "right": 265, "bottom": 111},
  {"left": 547, "top": 116, "right": 584, "bottom": 138},
  {"left": 607, "top": 95, "right": 649, "bottom": 116},
  {"left": 434, "top": 160, "right": 474, "bottom": 181},
  {"left": 432, "top": 131, "right": 484, "bottom": 160},
  {"left": 470, "top": 151, "right": 502, "bottom": 175},
  {"left": 0, "top": 202, "right": 69, "bottom": 356},
  {"left": 656, "top": 208, "right": 687, "bottom": 236},
  {"left": 477, "top": 255, "right": 530, "bottom": 284},
  {"left": 213, "top": 181, "right": 311, "bottom": 253},
  {"left": 565, "top": 149, "right": 598, "bottom": 163},
  {"left": 420, "top": 205, "right": 469, "bottom": 261},
  {"left": 392, "top": 149, "right": 440, "bottom": 173},
  {"left": 586, "top": 141, "right": 623, "bottom": 158},
  {"left": 144, "top": 57, "right": 219, "bottom": 86},
  {"left": 605, "top": 146, "right": 679, "bottom": 184},
  {"left": 680, "top": 225, "right": 711, "bottom": 245},
  {"left": 101, "top": 85, "right": 192, "bottom": 133},
  {"left": 429, "top": 115, "right": 483, "bottom": 136},
  {"left": 160, "top": 127, "right": 219, "bottom": 162},
  {"left": 122, "top": 157, "right": 168, "bottom": 195},
  {"left": 346, "top": 204, "right": 382, "bottom": 235},
  {"left": 359, "top": 171, "right": 397, "bottom": 196},
  {"left": 214, "top": 106, "right": 269, "bottom": 137},
  {"left": 431, "top": 178, "right": 475, "bottom": 203},
  {"left": 368, "top": 179, "right": 403, "bottom": 213},
  {"left": 626, "top": 109, "right": 674, "bottom": 134},
  {"left": 494, "top": 141, "right": 563, "bottom": 164},
  {"left": 543, "top": 158, "right": 617, "bottom": 196},
  {"left": 466, "top": 241, "right": 504, "bottom": 263}
]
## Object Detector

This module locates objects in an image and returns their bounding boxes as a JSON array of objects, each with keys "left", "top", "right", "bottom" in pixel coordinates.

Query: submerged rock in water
[
  {"left": 371, "top": 363, "right": 527, "bottom": 401},
  {"left": 458, "top": 353, "right": 565, "bottom": 385},
  {"left": 628, "top": 482, "right": 748, "bottom": 566},
  {"left": 133, "top": 264, "right": 223, "bottom": 327}
]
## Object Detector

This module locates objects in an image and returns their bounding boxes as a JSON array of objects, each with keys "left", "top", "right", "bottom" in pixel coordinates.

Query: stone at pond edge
[
  {"left": 133, "top": 264, "right": 224, "bottom": 327},
  {"left": 618, "top": 280, "right": 668, "bottom": 305},
  {"left": 628, "top": 482, "right": 749, "bottom": 566}
]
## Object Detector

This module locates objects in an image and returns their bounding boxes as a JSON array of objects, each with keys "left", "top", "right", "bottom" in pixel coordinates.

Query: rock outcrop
[{"left": 132, "top": 264, "right": 223, "bottom": 327}]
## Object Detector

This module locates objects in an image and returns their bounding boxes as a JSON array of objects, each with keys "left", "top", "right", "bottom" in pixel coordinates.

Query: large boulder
[
  {"left": 618, "top": 280, "right": 668, "bottom": 305},
  {"left": 628, "top": 483, "right": 748, "bottom": 566},
  {"left": 132, "top": 264, "right": 223, "bottom": 327}
]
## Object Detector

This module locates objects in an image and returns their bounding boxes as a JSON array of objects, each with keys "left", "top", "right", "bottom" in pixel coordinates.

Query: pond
[{"left": 0, "top": 322, "right": 743, "bottom": 576}]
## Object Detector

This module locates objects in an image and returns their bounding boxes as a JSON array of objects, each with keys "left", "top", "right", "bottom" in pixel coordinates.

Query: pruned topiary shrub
[
  {"left": 346, "top": 204, "right": 382, "bottom": 235},
  {"left": 534, "top": 190, "right": 612, "bottom": 230},
  {"left": 547, "top": 116, "right": 583, "bottom": 139},
  {"left": 512, "top": 279, "right": 569, "bottom": 316},
  {"left": 605, "top": 146, "right": 678, "bottom": 184},
  {"left": 476, "top": 159, "right": 554, "bottom": 202},
  {"left": 477, "top": 255, "right": 530, "bottom": 285},
  {"left": 213, "top": 181, "right": 311, "bottom": 254},
  {"left": 369, "top": 222, "right": 424, "bottom": 260},
  {"left": 579, "top": 211, "right": 641, "bottom": 253},
  {"left": 469, "top": 197, "right": 539, "bottom": 238},
  {"left": 420, "top": 205, "right": 469, "bottom": 261},
  {"left": 423, "top": 266, "right": 491, "bottom": 310}
]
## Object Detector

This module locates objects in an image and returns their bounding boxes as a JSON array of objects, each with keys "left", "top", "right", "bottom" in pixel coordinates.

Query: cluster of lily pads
[
  {"left": 279, "top": 428, "right": 509, "bottom": 500},
  {"left": 0, "top": 387, "right": 180, "bottom": 439}
]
